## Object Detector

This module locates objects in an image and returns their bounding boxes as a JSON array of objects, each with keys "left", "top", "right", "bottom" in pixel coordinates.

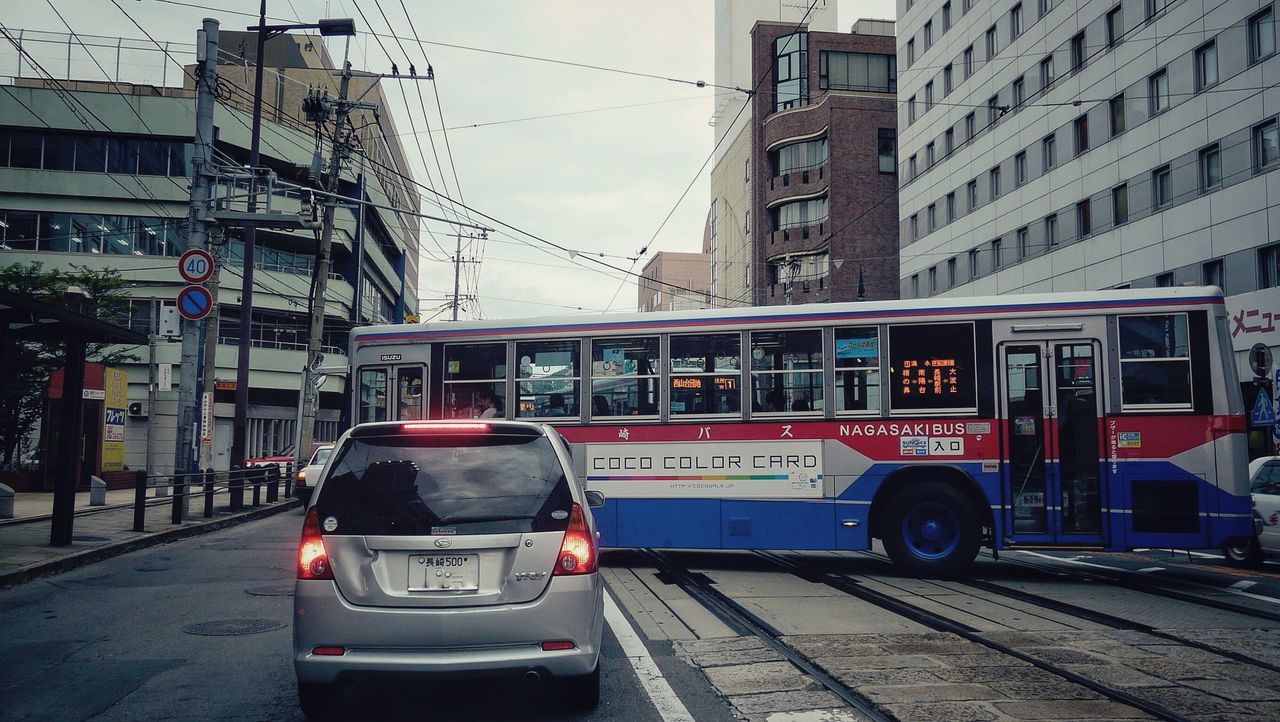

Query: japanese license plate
[{"left": 408, "top": 554, "right": 479, "bottom": 591}]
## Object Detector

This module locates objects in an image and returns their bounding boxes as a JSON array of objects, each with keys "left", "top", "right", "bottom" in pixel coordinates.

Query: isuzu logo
[{"left": 433, "top": 538, "right": 452, "bottom": 548}]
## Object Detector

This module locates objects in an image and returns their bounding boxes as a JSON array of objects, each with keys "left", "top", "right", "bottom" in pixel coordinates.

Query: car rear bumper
[{"left": 293, "top": 574, "right": 603, "bottom": 684}]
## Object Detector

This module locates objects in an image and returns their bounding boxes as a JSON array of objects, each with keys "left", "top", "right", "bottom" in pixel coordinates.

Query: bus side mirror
[{"left": 585, "top": 490, "right": 605, "bottom": 508}]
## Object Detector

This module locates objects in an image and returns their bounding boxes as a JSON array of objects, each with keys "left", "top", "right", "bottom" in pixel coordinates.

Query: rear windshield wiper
[{"left": 434, "top": 514, "right": 536, "bottom": 524}]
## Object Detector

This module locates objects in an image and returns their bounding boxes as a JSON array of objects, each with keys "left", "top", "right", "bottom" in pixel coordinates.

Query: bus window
[
  {"left": 1118, "top": 314, "right": 1192, "bottom": 410},
  {"left": 750, "top": 330, "right": 823, "bottom": 414},
  {"left": 516, "top": 339, "right": 580, "bottom": 419},
  {"left": 888, "top": 323, "right": 977, "bottom": 413},
  {"left": 669, "top": 333, "right": 741, "bottom": 416},
  {"left": 396, "top": 366, "right": 425, "bottom": 420},
  {"left": 835, "top": 327, "right": 881, "bottom": 414},
  {"left": 591, "top": 336, "right": 659, "bottom": 417},
  {"left": 359, "top": 367, "right": 388, "bottom": 423},
  {"left": 444, "top": 343, "right": 507, "bottom": 419}
]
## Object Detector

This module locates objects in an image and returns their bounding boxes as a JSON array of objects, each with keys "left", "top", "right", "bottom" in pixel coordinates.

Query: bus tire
[
  {"left": 1222, "top": 537, "right": 1263, "bottom": 568},
  {"left": 882, "top": 481, "right": 981, "bottom": 579}
]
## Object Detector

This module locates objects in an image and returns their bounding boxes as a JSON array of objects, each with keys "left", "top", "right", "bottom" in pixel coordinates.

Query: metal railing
[{"left": 128, "top": 463, "right": 298, "bottom": 532}]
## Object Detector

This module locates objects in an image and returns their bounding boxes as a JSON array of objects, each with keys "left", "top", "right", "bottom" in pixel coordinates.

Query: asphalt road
[{"left": 0, "top": 511, "right": 734, "bottom": 722}]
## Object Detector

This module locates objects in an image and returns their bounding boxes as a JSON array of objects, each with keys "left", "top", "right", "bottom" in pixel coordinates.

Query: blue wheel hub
[{"left": 901, "top": 501, "right": 959, "bottom": 560}]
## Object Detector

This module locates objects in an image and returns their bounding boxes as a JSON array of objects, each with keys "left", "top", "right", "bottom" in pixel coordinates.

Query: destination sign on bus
[
  {"left": 900, "top": 358, "right": 961, "bottom": 396},
  {"left": 670, "top": 376, "right": 737, "bottom": 390}
]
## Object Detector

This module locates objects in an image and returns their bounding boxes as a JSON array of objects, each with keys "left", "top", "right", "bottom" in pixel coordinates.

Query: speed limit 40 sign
[{"left": 178, "top": 248, "right": 214, "bottom": 284}]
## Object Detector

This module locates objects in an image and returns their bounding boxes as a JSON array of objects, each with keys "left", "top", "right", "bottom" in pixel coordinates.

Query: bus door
[
  {"left": 356, "top": 357, "right": 428, "bottom": 423},
  {"left": 999, "top": 340, "right": 1106, "bottom": 546}
]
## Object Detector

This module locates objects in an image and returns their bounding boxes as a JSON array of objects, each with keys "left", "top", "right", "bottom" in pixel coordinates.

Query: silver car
[
  {"left": 292, "top": 420, "right": 605, "bottom": 719},
  {"left": 1223, "top": 456, "right": 1280, "bottom": 566}
]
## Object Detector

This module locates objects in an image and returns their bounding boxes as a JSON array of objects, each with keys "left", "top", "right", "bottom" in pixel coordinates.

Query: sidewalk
[{"left": 0, "top": 487, "right": 301, "bottom": 587}]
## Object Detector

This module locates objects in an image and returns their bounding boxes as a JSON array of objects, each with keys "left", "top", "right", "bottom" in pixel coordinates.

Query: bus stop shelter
[{"left": 0, "top": 287, "right": 147, "bottom": 546}]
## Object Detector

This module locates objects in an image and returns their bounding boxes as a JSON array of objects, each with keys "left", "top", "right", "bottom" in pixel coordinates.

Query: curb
[{"left": 0, "top": 498, "right": 303, "bottom": 589}]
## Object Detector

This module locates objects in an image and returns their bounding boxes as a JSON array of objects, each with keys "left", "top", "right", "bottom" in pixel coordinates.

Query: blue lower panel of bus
[{"left": 598, "top": 499, "right": 868, "bottom": 550}]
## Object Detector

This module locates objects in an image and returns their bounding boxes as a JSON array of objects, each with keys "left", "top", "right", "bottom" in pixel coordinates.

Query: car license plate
[{"left": 408, "top": 554, "right": 479, "bottom": 591}]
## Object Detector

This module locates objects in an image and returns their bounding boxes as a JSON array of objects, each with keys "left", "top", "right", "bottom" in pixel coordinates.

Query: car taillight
[
  {"left": 298, "top": 507, "right": 333, "bottom": 580},
  {"left": 402, "top": 422, "right": 490, "bottom": 432},
  {"left": 553, "top": 503, "right": 596, "bottom": 576}
]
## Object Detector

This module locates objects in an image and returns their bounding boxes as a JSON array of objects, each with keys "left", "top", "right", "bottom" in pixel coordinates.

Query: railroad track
[{"left": 642, "top": 549, "right": 896, "bottom": 722}]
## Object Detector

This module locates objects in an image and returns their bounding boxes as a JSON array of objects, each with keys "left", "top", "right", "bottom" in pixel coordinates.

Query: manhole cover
[
  {"left": 246, "top": 585, "right": 294, "bottom": 597},
  {"left": 183, "top": 619, "right": 286, "bottom": 636},
  {"left": 72, "top": 535, "right": 112, "bottom": 542}
]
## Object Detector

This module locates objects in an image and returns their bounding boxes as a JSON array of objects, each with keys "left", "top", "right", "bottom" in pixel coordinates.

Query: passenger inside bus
[
  {"left": 545, "top": 393, "right": 570, "bottom": 416},
  {"left": 593, "top": 395, "right": 610, "bottom": 417},
  {"left": 473, "top": 391, "right": 500, "bottom": 419}
]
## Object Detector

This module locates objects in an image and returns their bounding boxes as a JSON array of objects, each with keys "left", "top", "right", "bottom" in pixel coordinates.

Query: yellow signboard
[{"left": 101, "top": 367, "right": 128, "bottom": 471}]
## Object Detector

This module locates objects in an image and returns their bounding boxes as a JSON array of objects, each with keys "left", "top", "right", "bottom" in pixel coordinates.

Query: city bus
[{"left": 346, "top": 287, "right": 1254, "bottom": 577}]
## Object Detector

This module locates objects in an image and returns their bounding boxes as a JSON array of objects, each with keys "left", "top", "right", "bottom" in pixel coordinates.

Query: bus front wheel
[{"left": 882, "top": 481, "right": 981, "bottom": 579}]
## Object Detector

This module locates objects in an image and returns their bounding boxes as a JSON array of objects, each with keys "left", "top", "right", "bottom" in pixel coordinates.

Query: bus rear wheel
[{"left": 882, "top": 481, "right": 980, "bottom": 579}]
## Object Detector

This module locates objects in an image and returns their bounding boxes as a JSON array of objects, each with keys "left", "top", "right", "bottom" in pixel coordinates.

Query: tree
[{"left": 0, "top": 262, "right": 137, "bottom": 466}]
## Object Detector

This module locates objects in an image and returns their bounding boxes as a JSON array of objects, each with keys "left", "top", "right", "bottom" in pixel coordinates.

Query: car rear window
[
  {"left": 311, "top": 447, "right": 333, "bottom": 466},
  {"left": 315, "top": 432, "right": 572, "bottom": 535}
]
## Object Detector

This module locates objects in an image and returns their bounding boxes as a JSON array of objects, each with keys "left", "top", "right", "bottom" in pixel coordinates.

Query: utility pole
[
  {"left": 198, "top": 243, "right": 221, "bottom": 472},
  {"left": 297, "top": 45, "right": 360, "bottom": 468},
  {"left": 230, "top": 0, "right": 269, "bottom": 508},
  {"left": 172, "top": 18, "right": 218, "bottom": 494},
  {"left": 451, "top": 232, "right": 463, "bottom": 321},
  {"left": 145, "top": 297, "right": 157, "bottom": 477}
]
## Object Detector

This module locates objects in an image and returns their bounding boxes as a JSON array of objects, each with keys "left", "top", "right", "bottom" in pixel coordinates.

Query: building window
[
  {"left": 1110, "top": 94, "right": 1125, "bottom": 136},
  {"left": 774, "top": 138, "right": 828, "bottom": 175},
  {"left": 909, "top": 154, "right": 918, "bottom": 178},
  {"left": 1106, "top": 5, "right": 1123, "bottom": 47},
  {"left": 946, "top": 192, "right": 957, "bottom": 221},
  {"left": 1145, "top": 0, "right": 1169, "bottom": 20},
  {"left": 1039, "top": 0, "right": 1053, "bottom": 18},
  {"left": 1259, "top": 244, "right": 1280, "bottom": 288},
  {"left": 943, "top": 1, "right": 952, "bottom": 30},
  {"left": 911, "top": 273, "right": 920, "bottom": 297},
  {"left": 992, "top": 238, "right": 1003, "bottom": 268},
  {"left": 988, "top": 95, "right": 1001, "bottom": 124},
  {"left": 1200, "top": 144, "right": 1222, "bottom": 191},
  {"left": 963, "top": 0, "right": 973, "bottom": 12},
  {"left": 745, "top": 158, "right": 751, "bottom": 181},
  {"left": 1012, "top": 76, "right": 1025, "bottom": 106},
  {"left": 929, "top": 267, "right": 938, "bottom": 293},
  {"left": 1255, "top": 119, "right": 1280, "bottom": 172},
  {"left": 744, "top": 210, "right": 750, "bottom": 235},
  {"left": 1203, "top": 259, "right": 1224, "bottom": 291},
  {"left": 990, "top": 165, "right": 1001, "bottom": 199},
  {"left": 925, "top": 81, "right": 934, "bottom": 111},
  {"left": 947, "top": 257, "right": 957, "bottom": 287},
  {"left": 1018, "top": 226, "right": 1030, "bottom": 258},
  {"left": 1070, "top": 32, "right": 1086, "bottom": 72},
  {"left": 1040, "top": 56, "right": 1055, "bottom": 89},
  {"left": 963, "top": 45, "right": 974, "bottom": 78},
  {"left": 1042, "top": 133, "right": 1057, "bottom": 169},
  {"left": 910, "top": 214, "right": 919, "bottom": 240},
  {"left": 1113, "top": 184, "right": 1128, "bottom": 225},
  {"left": 772, "top": 197, "right": 827, "bottom": 230},
  {"left": 1011, "top": 4, "right": 1023, "bottom": 40},
  {"left": 908, "top": 38, "right": 916, "bottom": 65},
  {"left": 1149, "top": 70, "right": 1169, "bottom": 115},
  {"left": 878, "top": 128, "right": 896, "bottom": 173},
  {"left": 1251, "top": 8, "right": 1276, "bottom": 64},
  {"left": 1195, "top": 41, "right": 1218, "bottom": 90},
  {"left": 924, "top": 20, "right": 933, "bottom": 49},
  {"left": 967, "top": 179, "right": 979, "bottom": 210},
  {"left": 928, "top": 203, "right": 937, "bottom": 232},
  {"left": 969, "top": 248, "right": 980, "bottom": 278},
  {"left": 819, "top": 51, "right": 897, "bottom": 92},
  {"left": 1073, "top": 114, "right": 1089, "bottom": 155},
  {"left": 944, "top": 64, "right": 953, "bottom": 94},
  {"left": 1156, "top": 272, "right": 1174, "bottom": 287},
  {"left": 1015, "top": 151, "right": 1027, "bottom": 185},
  {"left": 1152, "top": 165, "right": 1172, "bottom": 208},
  {"left": 1046, "top": 214, "right": 1059, "bottom": 246},
  {"left": 965, "top": 112, "right": 976, "bottom": 140},
  {"left": 945, "top": 128, "right": 955, "bottom": 154},
  {"left": 1076, "top": 199, "right": 1092, "bottom": 237},
  {"left": 908, "top": 96, "right": 917, "bottom": 123},
  {"left": 986, "top": 25, "right": 998, "bottom": 59},
  {"left": 774, "top": 32, "right": 808, "bottom": 111}
]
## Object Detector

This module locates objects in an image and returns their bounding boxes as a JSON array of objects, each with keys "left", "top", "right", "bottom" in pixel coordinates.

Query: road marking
[
  {"left": 604, "top": 591, "right": 695, "bottom": 722},
  {"left": 1230, "top": 580, "right": 1258, "bottom": 590},
  {"left": 1014, "top": 550, "right": 1280, "bottom": 606},
  {"left": 1137, "top": 567, "right": 1164, "bottom": 573}
]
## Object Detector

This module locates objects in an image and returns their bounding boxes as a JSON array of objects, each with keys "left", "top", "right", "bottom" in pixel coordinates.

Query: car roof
[{"left": 1249, "top": 456, "right": 1280, "bottom": 479}]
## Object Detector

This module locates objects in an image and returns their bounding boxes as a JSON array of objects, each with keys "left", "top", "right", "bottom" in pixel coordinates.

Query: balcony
[{"left": 766, "top": 164, "right": 828, "bottom": 209}]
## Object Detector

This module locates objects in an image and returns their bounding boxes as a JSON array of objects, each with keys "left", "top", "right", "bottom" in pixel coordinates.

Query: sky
[{"left": 9, "top": 0, "right": 895, "bottom": 321}]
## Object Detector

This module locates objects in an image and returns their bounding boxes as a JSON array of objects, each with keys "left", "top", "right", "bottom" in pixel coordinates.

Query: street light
[{"left": 230, "top": 2, "right": 357, "bottom": 506}]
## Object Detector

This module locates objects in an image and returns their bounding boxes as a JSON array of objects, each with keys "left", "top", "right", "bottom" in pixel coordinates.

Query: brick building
[{"left": 749, "top": 19, "right": 900, "bottom": 306}]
